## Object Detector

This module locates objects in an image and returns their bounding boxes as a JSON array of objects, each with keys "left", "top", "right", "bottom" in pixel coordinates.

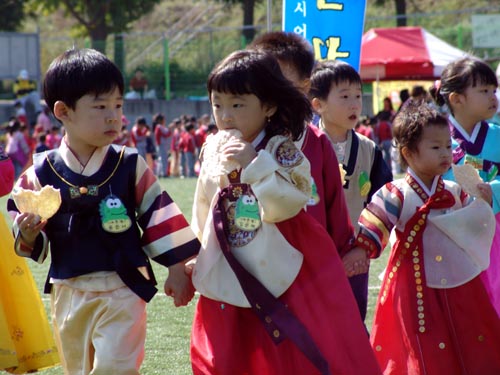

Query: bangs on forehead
[
  {"left": 74, "top": 65, "right": 123, "bottom": 97},
  {"left": 53, "top": 49, "right": 123, "bottom": 105},
  {"left": 335, "top": 76, "right": 362, "bottom": 88},
  {"left": 469, "top": 64, "right": 498, "bottom": 87},
  {"left": 317, "top": 62, "right": 361, "bottom": 87},
  {"left": 334, "top": 70, "right": 362, "bottom": 87},
  {"left": 208, "top": 61, "right": 254, "bottom": 96}
]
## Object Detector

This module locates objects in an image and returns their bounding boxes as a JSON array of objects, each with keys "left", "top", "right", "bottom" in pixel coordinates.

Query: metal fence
[
  {"left": 9, "top": 4, "right": 500, "bottom": 102},
  {"left": 38, "top": 24, "right": 269, "bottom": 100}
]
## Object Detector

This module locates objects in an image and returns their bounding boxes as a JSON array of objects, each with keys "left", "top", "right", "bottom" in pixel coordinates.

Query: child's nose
[
  {"left": 106, "top": 113, "right": 120, "bottom": 124},
  {"left": 221, "top": 111, "right": 233, "bottom": 123},
  {"left": 107, "top": 109, "right": 121, "bottom": 123}
]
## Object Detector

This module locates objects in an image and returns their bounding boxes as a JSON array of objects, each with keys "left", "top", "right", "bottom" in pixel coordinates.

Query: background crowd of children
[
  {"left": 2, "top": 99, "right": 218, "bottom": 182},
  {"left": 3, "top": 103, "right": 62, "bottom": 179},
  {"left": 113, "top": 112, "right": 217, "bottom": 178}
]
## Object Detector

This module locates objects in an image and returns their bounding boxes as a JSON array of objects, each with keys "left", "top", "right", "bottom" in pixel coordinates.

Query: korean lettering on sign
[{"left": 283, "top": 0, "right": 366, "bottom": 70}]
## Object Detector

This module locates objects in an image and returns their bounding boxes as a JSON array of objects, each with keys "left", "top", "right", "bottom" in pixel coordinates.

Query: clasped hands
[{"left": 342, "top": 246, "right": 370, "bottom": 277}]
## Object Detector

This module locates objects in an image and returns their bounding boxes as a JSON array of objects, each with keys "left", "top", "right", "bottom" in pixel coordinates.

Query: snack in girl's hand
[
  {"left": 12, "top": 185, "right": 61, "bottom": 220},
  {"left": 203, "top": 129, "right": 243, "bottom": 176},
  {"left": 452, "top": 164, "right": 484, "bottom": 198}
]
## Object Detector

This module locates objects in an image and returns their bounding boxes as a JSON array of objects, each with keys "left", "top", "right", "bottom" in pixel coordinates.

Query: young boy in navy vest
[{"left": 8, "top": 48, "right": 200, "bottom": 375}]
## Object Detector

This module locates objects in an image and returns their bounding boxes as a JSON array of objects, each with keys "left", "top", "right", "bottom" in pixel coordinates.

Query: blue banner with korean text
[{"left": 282, "top": 0, "right": 366, "bottom": 71}]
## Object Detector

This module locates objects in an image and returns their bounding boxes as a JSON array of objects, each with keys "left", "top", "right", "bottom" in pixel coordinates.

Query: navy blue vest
[{"left": 33, "top": 145, "right": 157, "bottom": 301}]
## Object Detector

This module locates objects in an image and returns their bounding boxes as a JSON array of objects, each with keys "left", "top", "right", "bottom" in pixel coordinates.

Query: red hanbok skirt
[
  {"left": 191, "top": 211, "right": 381, "bottom": 375},
  {"left": 371, "top": 235, "right": 500, "bottom": 375}
]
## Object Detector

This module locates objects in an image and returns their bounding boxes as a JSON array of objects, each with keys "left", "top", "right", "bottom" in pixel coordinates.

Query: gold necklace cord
[{"left": 45, "top": 146, "right": 126, "bottom": 189}]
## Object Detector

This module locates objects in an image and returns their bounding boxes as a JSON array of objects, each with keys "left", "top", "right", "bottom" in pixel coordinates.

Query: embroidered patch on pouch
[
  {"left": 359, "top": 171, "right": 371, "bottom": 197},
  {"left": 464, "top": 154, "right": 483, "bottom": 170},
  {"left": 307, "top": 177, "right": 320, "bottom": 205},
  {"left": 275, "top": 138, "right": 303, "bottom": 167},
  {"left": 234, "top": 194, "right": 261, "bottom": 231},
  {"left": 226, "top": 204, "right": 257, "bottom": 247}
]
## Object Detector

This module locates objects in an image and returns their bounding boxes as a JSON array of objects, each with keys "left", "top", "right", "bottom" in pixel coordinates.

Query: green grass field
[{"left": 0, "top": 177, "right": 388, "bottom": 375}]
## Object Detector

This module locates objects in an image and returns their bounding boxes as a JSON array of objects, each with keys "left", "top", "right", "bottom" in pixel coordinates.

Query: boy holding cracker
[{"left": 7, "top": 48, "right": 199, "bottom": 375}]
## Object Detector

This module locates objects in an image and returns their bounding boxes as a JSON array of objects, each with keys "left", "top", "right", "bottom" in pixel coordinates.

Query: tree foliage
[
  {"left": 0, "top": 1, "right": 27, "bottom": 31},
  {"left": 27, "top": 0, "right": 160, "bottom": 52},
  {"left": 375, "top": 0, "right": 408, "bottom": 26},
  {"left": 219, "top": 0, "right": 260, "bottom": 43}
]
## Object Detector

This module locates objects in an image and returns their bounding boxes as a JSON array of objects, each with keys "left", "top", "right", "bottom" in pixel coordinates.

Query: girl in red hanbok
[
  {"left": 349, "top": 100, "right": 500, "bottom": 374},
  {"left": 190, "top": 49, "right": 381, "bottom": 375}
]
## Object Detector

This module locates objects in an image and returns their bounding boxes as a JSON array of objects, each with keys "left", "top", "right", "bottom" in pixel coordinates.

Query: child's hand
[
  {"left": 476, "top": 182, "right": 493, "bottom": 206},
  {"left": 164, "top": 262, "right": 195, "bottom": 307},
  {"left": 342, "top": 247, "right": 370, "bottom": 277},
  {"left": 15, "top": 212, "right": 46, "bottom": 249},
  {"left": 184, "top": 261, "right": 194, "bottom": 277},
  {"left": 222, "top": 139, "right": 257, "bottom": 169}
]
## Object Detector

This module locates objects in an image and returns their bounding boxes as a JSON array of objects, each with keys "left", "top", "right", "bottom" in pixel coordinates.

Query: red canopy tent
[{"left": 360, "top": 26, "right": 469, "bottom": 82}]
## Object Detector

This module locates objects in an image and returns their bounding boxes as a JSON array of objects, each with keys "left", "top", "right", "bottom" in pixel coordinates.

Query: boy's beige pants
[{"left": 51, "top": 283, "right": 147, "bottom": 375}]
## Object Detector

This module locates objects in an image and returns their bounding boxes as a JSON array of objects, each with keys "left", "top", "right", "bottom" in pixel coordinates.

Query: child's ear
[
  {"left": 401, "top": 146, "right": 412, "bottom": 163},
  {"left": 311, "top": 97, "right": 323, "bottom": 114},
  {"left": 53, "top": 101, "right": 71, "bottom": 123},
  {"left": 265, "top": 104, "right": 277, "bottom": 118},
  {"left": 448, "top": 92, "right": 463, "bottom": 107}
]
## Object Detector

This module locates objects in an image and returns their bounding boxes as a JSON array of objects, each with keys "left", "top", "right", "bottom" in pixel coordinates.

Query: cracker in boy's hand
[
  {"left": 452, "top": 164, "right": 484, "bottom": 197},
  {"left": 12, "top": 185, "right": 62, "bottom": 220}
]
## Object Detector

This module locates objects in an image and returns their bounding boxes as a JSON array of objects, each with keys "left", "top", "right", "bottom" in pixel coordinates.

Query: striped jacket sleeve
[
  {"left": 356, "top": 182, "right": 403, "bottom": 258},
  {"left": 134, "top": 155, "right": 200, "bottom": 267}
]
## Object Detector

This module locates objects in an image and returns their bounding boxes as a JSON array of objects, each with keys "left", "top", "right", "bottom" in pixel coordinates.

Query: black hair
[
  {"left": 249, "top": 31, "right": 315, "bottom": 80},
  {"left": 411, "top": 85, "right": 426, "bottom": 98},
  {"left": 152, "top": 113, "right": 165, "bottom": 132},
  {"left": 207, "top": 49, "right": 311, "bottom": 141},
  {"left": 309, "top": 60, "right": 362, "bottom": 100},
  {"left": 399, "top": 89, "right": 410, "bottom": 103},
  {"left": 136, "top": 116, "right": 147, "bottom": 125},
  {"left": 392, "top": 99, "right": 449, "bottom": 169},
  {"left": 431, "top": 57, "right": 498, "bottom": 115},
  {"left": 152, "top": 113, "right": 164, "bottom": 124},
  {"left": 43, "top": 48, "right": 124, "bottom": 115},
  {"left": 7, "top": 119, "right": 21, "bottom": 134}
]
